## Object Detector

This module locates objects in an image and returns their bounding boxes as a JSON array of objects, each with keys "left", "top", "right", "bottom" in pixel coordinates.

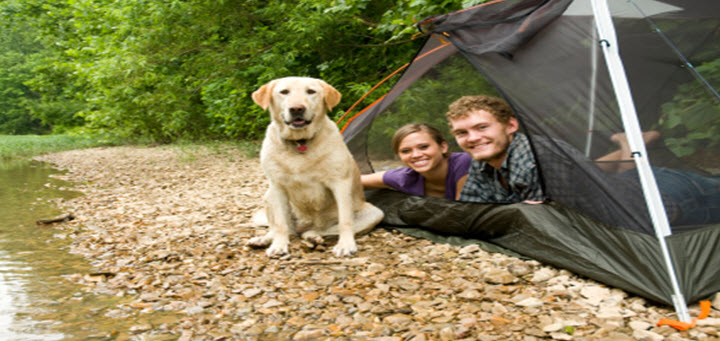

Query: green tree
[
  {"left": 0, "top": 0, "right": 86, "bottom": 134},
  {"left": 0, "top": 5, "right": 47, "bottom": 134},
  {"left": 2, "top": 0, "right": 482, "bottom": 141}
]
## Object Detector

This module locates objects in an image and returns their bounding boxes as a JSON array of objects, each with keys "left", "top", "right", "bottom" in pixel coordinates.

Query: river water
[{"left": 0, "top": 160, "right": 173, "bottom": 340}]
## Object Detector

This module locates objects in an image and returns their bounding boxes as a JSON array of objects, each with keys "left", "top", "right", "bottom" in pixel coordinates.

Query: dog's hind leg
[
  {"left": 247, "top": 229, "right": 275, "bottom": 248},
  {"left": 247, "top": 194, "right": 273, "bottom": 247},
  {"left": 300, "top": 230, "right": 325, "bottom": 248},
  {"left": 319, "top": 202, "right": 384, "bottom": 237},
  {"left": 354, "top": 202, "right": 384, "bottom": 234}
]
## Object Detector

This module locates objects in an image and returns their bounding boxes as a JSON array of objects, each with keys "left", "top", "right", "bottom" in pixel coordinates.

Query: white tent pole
[
  {"left": 590, "top": 0, "right": 690, "bottom": 322},
  {"left": 585, "top": 27, "right": 599, "bottom": 158}
]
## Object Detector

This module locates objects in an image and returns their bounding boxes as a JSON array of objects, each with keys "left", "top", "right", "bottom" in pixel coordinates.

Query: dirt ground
[{"left": 36, "top": 145, "right": 719, "bottom": 341}]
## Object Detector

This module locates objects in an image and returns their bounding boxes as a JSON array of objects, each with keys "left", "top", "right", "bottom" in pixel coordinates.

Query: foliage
[
  {"left": 3, "top": 0, "right": 719, "bottom": 159},
  {"left": 0, "top": 9, "right": 46, "bottom": 134},
  {"left": 0, "top": 0, "right": 87, "bottom": 134},
  {"left": 659, "top": 58, "right": 720, "bottom": 157},
  {"left": 0, "top": 0, "right": 474, "bottom": 141},
  {"left": 0, "top": 49, "right": 46, "bottom": 134}
]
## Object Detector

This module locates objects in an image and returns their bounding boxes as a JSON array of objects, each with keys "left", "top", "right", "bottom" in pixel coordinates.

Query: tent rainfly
[{"left": 340, "top": 0, "right": 720, "bottom": 323}]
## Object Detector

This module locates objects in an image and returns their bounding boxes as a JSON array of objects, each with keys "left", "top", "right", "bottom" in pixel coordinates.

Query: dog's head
[{"left": 252, "top": 77, "right": 341, "bottom": 139}]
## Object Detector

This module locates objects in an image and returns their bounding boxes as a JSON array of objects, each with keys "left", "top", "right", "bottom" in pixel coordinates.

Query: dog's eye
[
  {"left": 306, "top": 89, "right": 316, "bottom": 95},
  {"left": 279, "top": 89, "right": 289, "bottom": 95}
]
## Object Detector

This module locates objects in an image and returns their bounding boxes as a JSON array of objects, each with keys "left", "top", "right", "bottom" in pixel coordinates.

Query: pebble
[
  {"left": 484, "top": 269, "right": 517, "bottom": 284},
  {"left": 293, "top": 329, "right": 325, "bottom": 340},
  {"left": 530, "top": 267, "right": 555, "bottom": 282},
  {"left": 129, "top": 324, "right": 152, "bottom": 334},
  {"left": 629, "top": 320, "right": 653, "bottom": 331},
  {"left": 697, "top": 317, "right": 720, "bottom": 327},
  {"left": 384, "top": 314, "right": 413, "bottom": 325},
  {"left": 632, "top": 329, "right": 664, "bottom": 341},
  {"left": 515, "top": 297, "right": 544, "bottom": 307}
]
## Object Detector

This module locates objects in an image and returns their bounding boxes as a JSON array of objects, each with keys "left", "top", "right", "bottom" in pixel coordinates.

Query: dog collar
[{"left": 289, "top": 139, "right": 308, "bottom": 153}]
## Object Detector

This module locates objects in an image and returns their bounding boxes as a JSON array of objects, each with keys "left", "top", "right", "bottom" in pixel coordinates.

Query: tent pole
[
  {"left": 585, "top": 27, "right": 599, "bottom": 158},
  {"left": 590, "top": 0, "right": 691, "bottom": 322}
]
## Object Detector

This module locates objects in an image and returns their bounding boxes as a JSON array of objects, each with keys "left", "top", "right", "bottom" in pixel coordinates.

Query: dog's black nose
[{"left": 289, "top": 106, "right": 306, "bottom": 118}]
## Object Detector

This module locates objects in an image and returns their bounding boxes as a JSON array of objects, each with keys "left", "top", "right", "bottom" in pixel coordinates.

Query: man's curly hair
[{"left": 445, "top": 95, "right": 515, "bottom": 125}]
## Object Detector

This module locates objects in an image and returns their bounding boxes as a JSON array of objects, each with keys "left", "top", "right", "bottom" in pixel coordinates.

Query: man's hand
[{"left": 522, "top": 200, "right": 544, "bottom": 204}]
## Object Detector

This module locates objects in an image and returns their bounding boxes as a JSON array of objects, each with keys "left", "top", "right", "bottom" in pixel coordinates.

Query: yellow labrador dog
[{"left": 248, "top": 76, "right": 384, "bottom": 257}]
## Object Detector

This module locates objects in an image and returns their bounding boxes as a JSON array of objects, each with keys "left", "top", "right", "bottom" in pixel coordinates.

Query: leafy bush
[
  {"left": 659, "top": 58, "right": 720, "bottom": 157},
  {"left": 1, "top": 0, "right": 475, "bottom": 141},
  {"left": 0, "top": 13, "right": 49, "bottom": 134}
]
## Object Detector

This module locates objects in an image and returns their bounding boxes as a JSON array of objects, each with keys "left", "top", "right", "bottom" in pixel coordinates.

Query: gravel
[{"left": 36, "top": 145, "right": 720, "bottom": 341}]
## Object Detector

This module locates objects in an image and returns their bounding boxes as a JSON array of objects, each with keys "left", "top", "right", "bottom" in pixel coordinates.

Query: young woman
[{"left": 361, "top": 123, "right": 471, "bottom": 200}]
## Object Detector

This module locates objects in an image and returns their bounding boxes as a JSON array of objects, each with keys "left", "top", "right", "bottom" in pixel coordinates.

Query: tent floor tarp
[{"left": 365, "top": 189, "right": 720, "bottom": 306}]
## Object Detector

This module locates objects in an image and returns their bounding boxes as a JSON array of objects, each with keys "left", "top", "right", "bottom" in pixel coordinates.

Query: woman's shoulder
[
  {"left": 383, "top": 166, "right": 421, "bottom": 184},
  {"left": 382, "top": 166, "right": 424, "bottom": 195},
  {"left": 449, "top": 152, "right": 473, "bottom": 170}
]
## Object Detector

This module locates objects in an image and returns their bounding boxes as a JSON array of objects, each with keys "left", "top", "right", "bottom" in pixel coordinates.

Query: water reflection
[
  {"left": 0, "top": 160, "right": 85, "bottom": 340},
  {"left": 1, "top": 159, "right": 181, "bottom": 341},
  {"left": 1, "top": 160, "right": 137, "bottom": 340},
  {"left": 0, "top": 161, "right": 74, "bottom": 340},
  {"left": 0, "top": 254, "right": 65, "bottom": 341}
]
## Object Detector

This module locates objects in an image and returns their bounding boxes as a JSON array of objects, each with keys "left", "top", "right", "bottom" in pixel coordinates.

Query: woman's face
[{"left": 397, "top": 131, "right": 448, "bottom": 174}]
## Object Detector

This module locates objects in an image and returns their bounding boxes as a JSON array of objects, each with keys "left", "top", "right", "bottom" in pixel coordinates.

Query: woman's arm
[
  {"left": 454, "top": 174, "right": 468, "bottom": 200},
  {"left": 361, "top": 171, "right": 390, "bottom": 189}
]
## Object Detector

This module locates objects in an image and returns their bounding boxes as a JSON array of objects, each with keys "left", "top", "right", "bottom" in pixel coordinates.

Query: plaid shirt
[{"left": 459, "top": 133, "right": 545, "bottom": 203}]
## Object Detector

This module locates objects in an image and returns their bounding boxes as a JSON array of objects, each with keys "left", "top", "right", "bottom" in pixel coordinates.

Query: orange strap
[
  {"left": 335, "top": 62, "right": 410, "bottom": 128},
  {"left": 657, "top": 300, "right": 712, "bottom": 331},
  {"left": 337, "top": 38, "right": 454, "bottom": 133}
]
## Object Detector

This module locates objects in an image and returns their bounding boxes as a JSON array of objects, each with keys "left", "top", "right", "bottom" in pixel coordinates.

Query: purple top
[{"left": 382, "top": 152, "right": 472, "bottom": 200}]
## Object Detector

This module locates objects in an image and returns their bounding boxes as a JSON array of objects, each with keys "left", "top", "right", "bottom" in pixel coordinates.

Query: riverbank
[
  {"left": 36, "top": 145, "right": 719, "bottom": 341},
  {"left": 0, "top": 134, "right": 110, "bottom": 162}
]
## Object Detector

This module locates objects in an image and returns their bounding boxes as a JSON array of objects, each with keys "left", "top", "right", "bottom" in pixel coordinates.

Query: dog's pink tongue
[{"left": 297, "top": 144, "right": 307, "bottom": 153}]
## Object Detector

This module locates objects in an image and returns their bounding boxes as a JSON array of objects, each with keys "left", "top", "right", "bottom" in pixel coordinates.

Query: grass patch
[
  {"left": 1, "top": 134, "right": 262, "bottom": 167},
  {"left": 218, "top": 139, "right": 262, "bottom": 159},
  {"left": 0, "top": 134, "right": 111, "bottom": 161},
  {"left": 169, "top": 139, "right": 262, "bottom": 163}
]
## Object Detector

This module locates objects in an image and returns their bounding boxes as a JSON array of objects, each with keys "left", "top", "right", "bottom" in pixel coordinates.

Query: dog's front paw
[{"left": 332, "top": 237, "right": 357, "bottom": 257}]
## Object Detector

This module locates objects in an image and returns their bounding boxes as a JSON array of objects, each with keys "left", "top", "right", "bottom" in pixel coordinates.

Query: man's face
[{"left": 450, "top": 109, "right": 518, "bottom": 169}]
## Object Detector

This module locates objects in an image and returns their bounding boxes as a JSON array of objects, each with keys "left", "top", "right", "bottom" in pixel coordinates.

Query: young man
[
  {"left": 445, "top": 95, "right": 545, "bottom": 203},
  {"left": 445, "top": 95, "right": 720, "bottom": 227}
]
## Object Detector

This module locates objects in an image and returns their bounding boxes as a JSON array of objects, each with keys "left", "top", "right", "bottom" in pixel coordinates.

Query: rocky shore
[{"left": 37, "top": 145, "right": 719, "bottom": 341}]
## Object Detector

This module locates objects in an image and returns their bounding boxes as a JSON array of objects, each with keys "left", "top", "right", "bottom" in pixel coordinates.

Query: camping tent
[{"left": 340, "top": 0, "right": 720, "bottom": 322}]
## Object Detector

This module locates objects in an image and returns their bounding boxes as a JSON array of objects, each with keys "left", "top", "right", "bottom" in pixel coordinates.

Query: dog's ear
[
  {"left": 252, "top": 80, "right": 276, "bottom": 111},
  {"left": 320, "top": 81, "right": 342, "bottom": 112}
]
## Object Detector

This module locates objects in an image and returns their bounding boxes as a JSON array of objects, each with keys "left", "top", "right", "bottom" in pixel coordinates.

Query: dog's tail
[{"left": 251, "top": 208, "right": 269, "bottom": 227}]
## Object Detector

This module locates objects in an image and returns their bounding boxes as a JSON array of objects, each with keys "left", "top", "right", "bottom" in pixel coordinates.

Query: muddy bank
[{"left": 36, "top": 145, "right": 719, "bottom": 341}]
